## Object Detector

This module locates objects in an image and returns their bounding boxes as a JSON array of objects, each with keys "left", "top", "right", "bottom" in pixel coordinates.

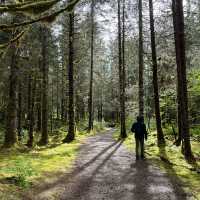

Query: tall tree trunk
[
  {"left": 27, "top": 74, "right": 32, "bottom": 144},
  {"left": 27, "top": 73, "right": 31, "bottom": 127},
  {"left": 118, "top": 0, "right": 127, "bottom": 138},
  {"left": 4, "top": 42, "right": 18, "bottom": 147},
  {"left": 61, "top": 58, "right": 65, "bottom": 121},
  {"left": 63, "top": 9, "right": 75, "bottom": 143},
  {"left": 98, "top": 88, "right": 103, "bottom": 122},
  {"left": 172, "top": 0, "right": 194, "bottom": 161},
  {"left": 88, "top": 0, "right": 95, "bottom": 131},
  {"left": 138, "top": 0, "right": 144, "bottom": 117},
  {"left": 56, "top": 63, "right": 59, "bottom": 120},
  {"left": 39, "top": 27, "right": 48, "bottom": 145},
  {"left": 51, "top": 81, "right": 54, "bottom": 133},
  {"left": 122, "top": 0, "right": 127, "bottom": 136},
  {"left": 149, "top": 0, "right": 165, "bottom": 146},
  {"left": 122, "top": 0, "right": 126, "bottom": 89},
  {"left": 36, "top": 59, "right": 42, "bottom": 132},
  {"left": 27, "top": 75, "right": 36, "bottom": 147},
  {"left": 172, "top": 0, "right": 182, "bottom": 146},
  {"left": 17, "top": 78, "right": 22, "bottom": 141}
]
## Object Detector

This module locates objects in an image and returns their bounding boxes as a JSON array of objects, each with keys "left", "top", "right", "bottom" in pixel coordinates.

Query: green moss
[
  {"left": 0, "top": 0, "right": 61, "bottom": 15},
  {"left": 0, "top": 121, "right": 106, "bottom": 199}
]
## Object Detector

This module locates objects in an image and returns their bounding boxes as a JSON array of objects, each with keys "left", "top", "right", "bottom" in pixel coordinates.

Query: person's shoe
[{"left": 136, "top": 155, "right": 140, "bottom": 161}]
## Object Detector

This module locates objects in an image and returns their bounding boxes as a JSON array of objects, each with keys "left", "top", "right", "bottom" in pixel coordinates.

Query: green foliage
[
  {"left": 159, "top": 68, "right": 200, "bottom": 134},
  {"left": 0, "top": 0, "right": 61, "bottom": 16},
  {"left": 0, "top": 122, "right": 106, "bottom": 199},
  {"left": 188, "top": 69, "right": 200, "bottom": 125},
  {"left": 160, "top": 88, "right": 177, "bottom": 124},
  {"left": 0, "top": 159, "right": 35, "bottom": 188}
]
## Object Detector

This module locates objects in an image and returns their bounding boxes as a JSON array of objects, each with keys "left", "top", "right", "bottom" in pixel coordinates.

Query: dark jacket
[{"left": 131, "top": 122, "right": 148, "bottom": 140}]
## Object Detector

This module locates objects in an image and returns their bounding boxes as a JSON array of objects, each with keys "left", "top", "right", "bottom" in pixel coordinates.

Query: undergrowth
[{"left": 0, "top": 121, "right": 106, "bottom": 200}]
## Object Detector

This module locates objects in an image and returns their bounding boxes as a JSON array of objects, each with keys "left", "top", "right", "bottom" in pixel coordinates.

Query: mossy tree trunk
[
  {"left": 56, "top": 62, "right": 60, "bottom": 120},
  {"left": 172, "top": 0, "right": 194, "bottom": 162},
  {"left": 61, "top": 58, "right": 65, "bottom": 122},
  {"left": 39, "top": 27, "right": 49, "bottom": 146},
  {"left": 27, "top": 74, "right": 36, "bottom": 148},
  {"left": 36, "top": 58, "right": 42, "bottom": 132},
  {"left": 63, "top": 7, "right": 75, "bottom": 143},
  {"left": 4, "top": 42, "right": 18, "bottom": 148},
  {"left": 17, "top": 77, "right": 22, "bottom": 141}
]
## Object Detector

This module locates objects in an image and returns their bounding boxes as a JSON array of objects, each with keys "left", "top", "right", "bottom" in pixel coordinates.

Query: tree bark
[
  {"left": 61, "top": 58, "right": 65, "bottom": 121},
  {"left": 27, "top": 75, "right": 36, "bottom": 148},
  {"left": 36, "top": 58, "right": 42, "bottom": 132},
  {"left": 4, "top": 42, "right": 18, "bottom": 147},
  {"left": 51, "top": 81, "right": 54, "bottom": 133},
  {"left": 138, "top": 0, "right": 144, "bottom": 117},
  {"left": 27, "top": 73, "right": 31, "bottom": 127},
  {"left": 17, "top": 78, "right": 22, "bottom": 141},
  {"left": 56, "top": 63, "right": 60, "bottom": 120},
  {"left": 118, "top": 0, "right": 127, "bottom": 138},
  {"left": 149, "top": 0, "right": 165, "bottom": 146},
  {"left": 88, "top": 0, "right": 95, "bottom": 131},
  {"left": 172, "top": 0, "right": 194, "bottom": 161},
  {"left": 63, "top": 8, "right": 75, "bottom": 143},
  {"left": 39, "top": 27, "right": 49, "bottom": 145},
  {"left": 172, "top": 0, "right": 182, "bottom": 146},
  {"left": 122, "top": 0, "right": 126, "bottom": 91}
]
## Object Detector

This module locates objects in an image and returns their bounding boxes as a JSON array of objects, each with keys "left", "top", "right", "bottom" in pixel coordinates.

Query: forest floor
[
  {"left": 24, "top": 129, "right": 194, "bottom": 200},
  {"left": 0, "top": 122, "right": 105, "bottom": 200}
]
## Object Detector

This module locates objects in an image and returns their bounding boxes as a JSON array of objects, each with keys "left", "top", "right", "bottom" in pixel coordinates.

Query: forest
[{"left": 0, "top": 0, "right": 200, "bottom": 199}]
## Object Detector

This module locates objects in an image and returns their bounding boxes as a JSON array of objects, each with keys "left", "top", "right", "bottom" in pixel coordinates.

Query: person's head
[{"left": 137, "top": 116, "right": 144, "bottom": 123}]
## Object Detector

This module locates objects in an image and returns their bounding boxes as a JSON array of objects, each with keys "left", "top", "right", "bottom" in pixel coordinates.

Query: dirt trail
[{"left": 27, "top": 129, "right": 190, "bottom": 200}]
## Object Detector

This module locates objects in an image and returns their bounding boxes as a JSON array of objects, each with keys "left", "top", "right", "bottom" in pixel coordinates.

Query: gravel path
[{"left": 27, "top": 129, "right": 189, "bottom": 200}]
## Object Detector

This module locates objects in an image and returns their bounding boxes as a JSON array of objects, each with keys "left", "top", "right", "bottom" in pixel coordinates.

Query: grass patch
[{"left": 0, "top": 121, "right": 106, "bottom": 200}]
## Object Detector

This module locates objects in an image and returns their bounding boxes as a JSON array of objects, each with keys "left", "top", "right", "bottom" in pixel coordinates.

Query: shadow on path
[
  {"left": 25, "top": 130, "right": 188, "bottom": 200},
  {"left": 25, "top": 130, "right": 121, "bottom": 198},
  {"left": 60, "top": 140, "right": 124, "bottom": 200}
]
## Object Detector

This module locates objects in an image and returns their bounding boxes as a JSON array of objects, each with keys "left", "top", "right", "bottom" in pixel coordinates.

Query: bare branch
[{"left": 0, "top": 0, "right": 80, "bottom": 30}]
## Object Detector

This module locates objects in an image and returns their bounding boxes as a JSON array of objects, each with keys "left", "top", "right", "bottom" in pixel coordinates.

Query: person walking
[{"left": 131, "top": 116, "right": 148, "bottom": 160}]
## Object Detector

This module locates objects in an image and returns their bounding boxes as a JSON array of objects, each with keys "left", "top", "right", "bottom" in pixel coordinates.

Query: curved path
[{"left": 27, "top": 129, "right": 189, "bottom": 200}]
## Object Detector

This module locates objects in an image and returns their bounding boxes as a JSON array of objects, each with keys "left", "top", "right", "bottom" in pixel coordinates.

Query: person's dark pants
[{"left": 135, "top": 137, "right": 144, "bottom": 159}]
